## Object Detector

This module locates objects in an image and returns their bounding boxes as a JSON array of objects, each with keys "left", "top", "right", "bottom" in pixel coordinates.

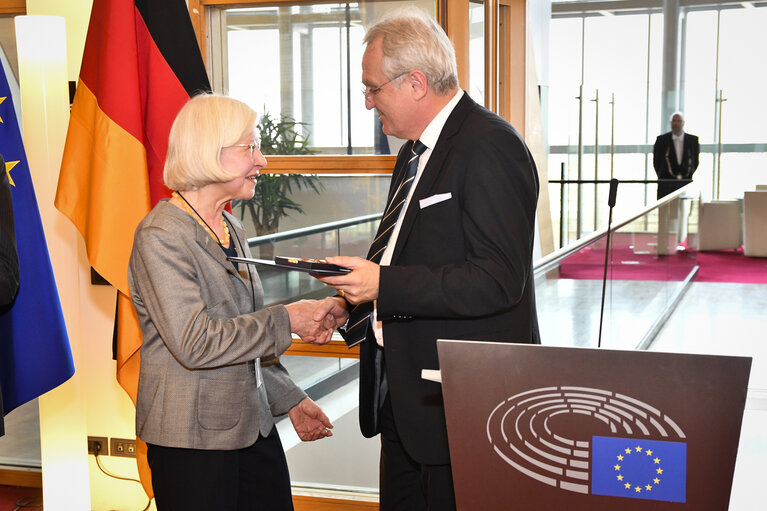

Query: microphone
[
  {"left": 598, "top": 179, "right": 619, "bottom": 348},
  {"left": 608, "top": 178, "right": 618, "bottom": 207}
]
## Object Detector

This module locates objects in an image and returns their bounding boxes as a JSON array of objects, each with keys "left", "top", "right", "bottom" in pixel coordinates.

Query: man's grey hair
[{"left": 364, "top": 7, "right": 459, "bottom": 95}]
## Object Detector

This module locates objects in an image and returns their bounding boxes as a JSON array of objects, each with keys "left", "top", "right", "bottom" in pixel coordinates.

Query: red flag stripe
[
  {"left": 134, "top": 6, "right": 195, "bottom": 204},
  {"left": 78, "top": 0, "right": 144, "bottom": 144}
]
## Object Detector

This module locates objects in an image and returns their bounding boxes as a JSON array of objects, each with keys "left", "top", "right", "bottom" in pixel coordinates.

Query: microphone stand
[{"left": 597, "top": 178, "right": 619, "bottom": 348}]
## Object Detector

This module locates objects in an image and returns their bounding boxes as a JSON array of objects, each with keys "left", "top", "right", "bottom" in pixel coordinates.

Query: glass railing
[{"left": 535, "top": 183, "right": 699, "bottom": 351}]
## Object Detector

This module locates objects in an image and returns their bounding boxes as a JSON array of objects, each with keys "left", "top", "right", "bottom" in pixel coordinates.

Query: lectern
[{"left": 434, "top": 340, "right": 751, "bottom": 510}]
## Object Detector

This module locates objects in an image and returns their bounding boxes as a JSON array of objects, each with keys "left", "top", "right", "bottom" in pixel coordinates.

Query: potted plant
[{"left": 233, "top": 111, "right": 322, "bottom": 257}]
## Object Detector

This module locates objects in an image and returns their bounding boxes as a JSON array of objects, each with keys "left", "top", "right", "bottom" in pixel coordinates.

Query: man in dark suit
[
  {"left": 653, "top": 112, "right": 700, "bottom": 199},
  {"left": 317, "top": 9, "right": 540, "bottom": 510},
  {"left": 1, "top": 154, "right": 21, "bottom": 437}
]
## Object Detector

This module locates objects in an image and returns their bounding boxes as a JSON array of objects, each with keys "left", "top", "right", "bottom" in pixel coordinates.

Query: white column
[
  {"left": 661, "top": 0, "right": 681, "bottom": 130},
  {"left": 15, "top": 15, "right": 90, "bottom": 510}
]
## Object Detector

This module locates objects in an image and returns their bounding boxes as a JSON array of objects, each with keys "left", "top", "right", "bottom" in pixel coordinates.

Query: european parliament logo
[{"left": 486, "top": 386, "right": 687, "bottom": 503}]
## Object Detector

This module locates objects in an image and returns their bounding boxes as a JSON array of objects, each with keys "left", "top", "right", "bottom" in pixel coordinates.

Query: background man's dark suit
[
  {"left": 653, "top": 131, "right": 699, "bottom": 199},
  {"left": 353, "top": 92, "right": 541, "bottom": 467}
]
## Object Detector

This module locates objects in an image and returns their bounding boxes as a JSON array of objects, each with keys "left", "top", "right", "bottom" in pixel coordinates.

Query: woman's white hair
[{"left": 164, "top": 93, "right": 258, "bottom": 191}]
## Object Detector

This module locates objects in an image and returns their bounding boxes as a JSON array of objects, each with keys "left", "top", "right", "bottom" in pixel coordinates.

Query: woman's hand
[
  {"left": 288, "top": 397, "right": 333, "bottom": 441},
  {"left": 285, "top": 298, "right": 346, "bottom": 344}
]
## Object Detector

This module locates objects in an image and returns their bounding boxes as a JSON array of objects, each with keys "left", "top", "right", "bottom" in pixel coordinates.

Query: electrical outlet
[
  {"left": 87, "top": 436, "right": 109, "bottom": 456},
  {"left": 110, "top": 437, "right": 137, "bottom": 458}
]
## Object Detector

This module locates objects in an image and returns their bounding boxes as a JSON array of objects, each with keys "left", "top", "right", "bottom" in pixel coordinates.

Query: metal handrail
[
  {"left": 549, "top": 179, "right": 695, "bottom": 184},
  {"left": 247, "top": 213, "right": 382, "bottom": 247}
]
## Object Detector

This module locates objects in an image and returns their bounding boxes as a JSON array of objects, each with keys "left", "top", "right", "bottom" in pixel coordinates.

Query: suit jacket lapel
[{"left": 389, "top": 92, "right": 477, "bottom": 263}]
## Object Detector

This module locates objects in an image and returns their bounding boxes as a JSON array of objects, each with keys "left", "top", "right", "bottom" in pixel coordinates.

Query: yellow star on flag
[
  {"left": 5, "top": 159, "right": 19, "bottom": 187},
  {"left": 0, "top": 95, "right": 6, "bottom": 123}
]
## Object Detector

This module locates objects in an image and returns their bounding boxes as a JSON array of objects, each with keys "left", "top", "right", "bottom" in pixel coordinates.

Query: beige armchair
[
  {"left": 697, "top": 199, "right": 742, "bottom": 252},
  {"left": 743, "top": 190, "right": 767, "bottom": 257}
]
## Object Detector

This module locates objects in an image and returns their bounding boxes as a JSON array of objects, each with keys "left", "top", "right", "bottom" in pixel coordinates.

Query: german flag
[{"left": 55, "top": 0, "right": 210, "bottom": 495}]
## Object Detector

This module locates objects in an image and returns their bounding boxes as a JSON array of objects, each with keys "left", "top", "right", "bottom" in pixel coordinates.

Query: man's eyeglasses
[
  {"left": 224, "top": 141, "right": 261, "bottom": 161},
  {"left": 361, "top": 72, "right": 407, "bottom": 100}
]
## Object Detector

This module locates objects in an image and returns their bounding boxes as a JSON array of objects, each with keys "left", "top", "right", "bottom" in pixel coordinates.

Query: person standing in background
[{"left": 653, "top": 112, "right": 700, "bottom": 199}]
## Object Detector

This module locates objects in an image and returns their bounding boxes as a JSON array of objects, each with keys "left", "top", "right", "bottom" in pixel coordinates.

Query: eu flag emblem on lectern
[{"left": 591, "top": 436, "right": 686, "bottom": 503}]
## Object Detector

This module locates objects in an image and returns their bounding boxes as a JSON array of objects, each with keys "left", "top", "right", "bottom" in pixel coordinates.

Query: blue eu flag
[
  {"left": 592, "top": 436, "right": 686, "bottom": 503},
  {"left": 0, "top": 58, "right": 74, "bottom": 413}
]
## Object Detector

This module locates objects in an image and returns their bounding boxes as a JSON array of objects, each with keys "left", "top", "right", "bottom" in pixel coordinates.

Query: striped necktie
[{"left": 341, "top": 140, "right": 427, "bottom": 347}]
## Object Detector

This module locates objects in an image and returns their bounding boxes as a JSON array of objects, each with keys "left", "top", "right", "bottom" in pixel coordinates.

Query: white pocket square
[{"left": 419, "top": 192, "right": 452, "bottom": 209}]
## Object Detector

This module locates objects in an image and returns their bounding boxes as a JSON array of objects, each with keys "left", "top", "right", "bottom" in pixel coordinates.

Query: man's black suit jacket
[
  {"left": 652, "top": 131, "right": 700, "bottom": 199},
  {"left": 355, "top": 93, "right": 541, "bottom": 466}
]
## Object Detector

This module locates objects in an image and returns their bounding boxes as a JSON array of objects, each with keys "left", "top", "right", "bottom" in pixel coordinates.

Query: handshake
[{"left": 285, "top": 296, "right": 349, "bottom": 345}]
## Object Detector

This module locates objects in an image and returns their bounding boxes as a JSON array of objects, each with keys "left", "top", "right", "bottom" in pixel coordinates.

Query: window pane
[
  {"left": 548, "top": 12, "right": 663, "bottom": 243},
  {"left": 469, "top": 1, "right": 485, "bottom": 105},
  {"left": 683, "top": 10, "right": 718, "bottom": 145},
  {"left": 583, "top": 14, "right": 658, "bottom": 145},
  {"left": 222, "top": 1, "right": 436, "bottom": 156},
  {"left": 718, "top": 7, "right": 767, "bottom": 144},
  {"left": 548, "top": 17, "right": 582, "bottom": 147}
]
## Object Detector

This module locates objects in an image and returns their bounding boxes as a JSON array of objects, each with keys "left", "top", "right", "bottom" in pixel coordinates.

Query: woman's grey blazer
[{"left": 128, "top": 200, "right": 305, "bottom": 450}]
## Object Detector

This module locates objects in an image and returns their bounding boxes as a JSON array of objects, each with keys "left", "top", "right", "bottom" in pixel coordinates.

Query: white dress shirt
[
  {"left": 373, "top": 89, "right": 464, "bottom": 346},
  {"left": 672, "top": 132, "right": 684, "bottom": 168}
]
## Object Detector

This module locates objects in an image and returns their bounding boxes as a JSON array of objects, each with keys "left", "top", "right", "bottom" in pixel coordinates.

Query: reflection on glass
[{"left": 468, "top": 1, "right": 485, "bottom": 105}]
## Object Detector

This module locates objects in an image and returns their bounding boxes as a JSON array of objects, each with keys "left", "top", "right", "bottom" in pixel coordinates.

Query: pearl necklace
[{"left": 172, "top": 191, "right": 231, "bottom": 247}]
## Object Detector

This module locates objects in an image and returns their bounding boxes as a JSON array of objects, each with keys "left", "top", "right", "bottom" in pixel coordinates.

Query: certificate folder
[{"left": 228, "top": 256, "right": 351, "bottom": 276}]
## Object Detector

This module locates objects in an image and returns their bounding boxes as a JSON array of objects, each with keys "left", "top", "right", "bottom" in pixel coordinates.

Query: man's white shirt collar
[{"left": 418, "top": 89, "right": 464, "bottom": 152}]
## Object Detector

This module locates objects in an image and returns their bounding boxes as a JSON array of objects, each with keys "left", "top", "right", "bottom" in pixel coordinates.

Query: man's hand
[
  {"left": 314, "top": 256, "right": 380, "bottom": 305},
  {"left": 288, "top": 397, "right": 333, "bottom": 441},
  {"left": 285, "top": 299, "right": 337, "bottom": 344},
  {"left": 313, "top": 296, "right": 349, "bottom": 330}
]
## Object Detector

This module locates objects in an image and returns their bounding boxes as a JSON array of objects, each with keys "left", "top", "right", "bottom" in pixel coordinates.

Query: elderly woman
[{"left": 128, "top": 93, "right": 344, "bottom": 510}]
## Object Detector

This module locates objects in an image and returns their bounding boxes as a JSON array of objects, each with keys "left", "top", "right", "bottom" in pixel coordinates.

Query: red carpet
[
  {"left": 0, "top": 486, "right": 42, "bottom": 510},
  {"left": 559, "top": 238, "right": 767, "bottom": 284},
  {"left": 695, "top": 247, "right": 767, "bottom": 283}
]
